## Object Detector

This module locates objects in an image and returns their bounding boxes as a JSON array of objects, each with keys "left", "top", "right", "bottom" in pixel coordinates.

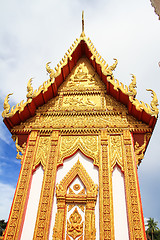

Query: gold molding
[
  {"left": 33, "top": 136, "right": 50, "bottom": 170},
  {"left": 100, "top": 131, "right": 115, "bottom": 240},
  {"left": 109, "top": 134, "right": 124, "bottom": 172},
  {"left": 58, "top": 135, "right": 99, "bottom": 167},
  {"left": 53, "top": 160, "right": 98, "bottom": 240},
  {"left": 122, "top": 130, "right": 146, "bottom": 239},
  {"left": 33, "top": 131, "right": 59, "bottom": 240}
]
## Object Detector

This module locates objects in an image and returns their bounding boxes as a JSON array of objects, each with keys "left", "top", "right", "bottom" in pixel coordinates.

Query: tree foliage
[
  {"left": 146, "top": 218, "right": 160, "bottom": 240},
  {"left": 0, "top": 220, "right": 7, "bottom": 236}
]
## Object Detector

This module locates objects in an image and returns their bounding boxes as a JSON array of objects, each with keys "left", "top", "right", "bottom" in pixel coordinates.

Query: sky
[{"left": 0, "top": 0, "right": 160, "bottom": 228}]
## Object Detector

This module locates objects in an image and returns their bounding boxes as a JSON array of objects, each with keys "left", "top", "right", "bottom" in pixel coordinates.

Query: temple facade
[{"left": 2, "top": 24, "right": 159, "bottom": 240}]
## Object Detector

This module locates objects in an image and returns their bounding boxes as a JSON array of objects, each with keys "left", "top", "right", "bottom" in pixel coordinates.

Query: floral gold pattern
[
  {"left": 73, "top": 184, "right": 81, "bottom": 191},
  {"left": 52, "top": 160, "right": 98, "bottom": 240},
  {"left": 67, "top": 208, "right": 83, "bottom": 239}
]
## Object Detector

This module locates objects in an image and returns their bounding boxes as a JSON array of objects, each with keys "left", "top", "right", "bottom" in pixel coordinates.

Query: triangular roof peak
[{"left": 2, "top": 26, "right": 159, "bottom": 131}]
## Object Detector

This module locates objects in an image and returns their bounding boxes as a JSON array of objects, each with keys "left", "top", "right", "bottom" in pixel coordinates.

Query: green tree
[
  {"left": 0, "top": 220, "right": 7, "bottom": 236},
  {"left": 146, "top": 218, "right": 159, "bottom": 240}
]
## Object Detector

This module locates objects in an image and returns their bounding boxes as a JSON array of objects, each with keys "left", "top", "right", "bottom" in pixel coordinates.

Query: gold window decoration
[{"left": 52, "top": 160, "right": 98, "bottom": 240}]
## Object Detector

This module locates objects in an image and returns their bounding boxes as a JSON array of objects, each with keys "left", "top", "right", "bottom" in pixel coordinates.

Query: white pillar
[
  {"left": 20, "top": 165, "right": 44, "bottom": 240},
  {"left": 112, "top": 165, "right": 129, "bottom": 240}
]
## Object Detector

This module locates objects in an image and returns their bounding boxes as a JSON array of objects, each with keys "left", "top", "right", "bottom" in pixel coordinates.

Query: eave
[{"left": 2, "top": 33, "right": 159, "bottom": 132}]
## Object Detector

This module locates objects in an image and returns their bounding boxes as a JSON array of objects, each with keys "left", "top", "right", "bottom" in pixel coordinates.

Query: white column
[
  {"left": 20, "top": 165, "right": 44, "bottom": 240},
  {"left": 112, "top": 165, "right": 129, "bottom": 240}
]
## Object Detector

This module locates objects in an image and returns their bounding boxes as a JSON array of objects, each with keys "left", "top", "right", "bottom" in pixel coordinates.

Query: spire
[
  {"left": 82, "top": 11, "right": 84, "bottom": 32},
  {"left": 81, "top": 11, "right": 85, "bottom": 37}
]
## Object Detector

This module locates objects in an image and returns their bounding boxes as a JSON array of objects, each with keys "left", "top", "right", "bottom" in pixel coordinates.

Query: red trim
[{"left": 3, "top": 38, "right": 157, "bottom": 133}]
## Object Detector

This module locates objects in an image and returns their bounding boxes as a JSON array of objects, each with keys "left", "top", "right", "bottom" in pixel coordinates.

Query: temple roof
[{"left": 2, "top": 31, "right": 159, "bottom": 131}]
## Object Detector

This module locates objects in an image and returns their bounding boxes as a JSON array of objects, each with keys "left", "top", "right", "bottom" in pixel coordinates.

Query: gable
[
  {"left": 2, "top": 34, "right": 158, "bottom": 133},
  {"left": 12, "top": 57, "right": 151, "bottom": 135}
]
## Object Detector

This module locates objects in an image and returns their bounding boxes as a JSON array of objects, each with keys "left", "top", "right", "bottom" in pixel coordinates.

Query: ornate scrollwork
[
  {"left": 59, "top": 136, "right": 99, "bottom": 167},
  {"left": 110, "top": 135, "right": 123, "bottom": 171},
  {"left": 12, "top": 135, "right": 26, "bottom": 163},
  {"left": 147, "top": 89, "right": 159, "bottom": 116},
  {"left": 135, "top": 133, "right": 151, "bottom": 166},
  {"left": 2, "top": 93, "right": 13, "bottom": 118},
  {"left": 46, "top": 61, "right": 55, "bottom": 80},
  {"left": 33, "top": 136, "right": 50, "bottom": 169},
  {"left": 105, "top": 58, "right": 118, "bottom": 77},
  {"left": 67, "top": 208, "right": 83, "bottom": 240},
  {"left": 2, "top": 33, "right": 159, "bottom": 120},
  {"left": 26, "top": 78, "right": 34, "bottom": 100},
  {"left": 53, "top": 160, "right": 98, "bottom": 240},
  {"left": 128, "top": 74, "right": 137, "bottom": 99}
]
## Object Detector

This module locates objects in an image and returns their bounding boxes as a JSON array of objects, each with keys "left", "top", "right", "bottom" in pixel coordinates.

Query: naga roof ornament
[{"left": 2, "top": 12, "right": 159, "bottom": 129}]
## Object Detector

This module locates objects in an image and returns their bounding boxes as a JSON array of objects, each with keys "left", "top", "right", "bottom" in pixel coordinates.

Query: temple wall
[
  {"left": 49, "top": 150, "right": 99, "bottom": 240},
  {"left": 112, "top": 165, "right": 129, "bottom": 240},
  {"left": 20, "top": 165, "right": 44, "bottom": 240}
]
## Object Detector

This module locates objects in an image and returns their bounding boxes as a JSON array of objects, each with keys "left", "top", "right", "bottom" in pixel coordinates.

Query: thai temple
[{"left": 1, "top": 12, "right": 159, "bottom": 240}]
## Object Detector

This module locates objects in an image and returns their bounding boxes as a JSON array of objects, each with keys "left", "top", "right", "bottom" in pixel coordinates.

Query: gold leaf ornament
[
  {"left": 2, "top": 93, "right": 13, "bottom": 118},
  {"left": 26, "top": 78, "right": 34, "bottom": 99},
  {"left": 67, "top": 208, "right": 83, "bottom": 240}
]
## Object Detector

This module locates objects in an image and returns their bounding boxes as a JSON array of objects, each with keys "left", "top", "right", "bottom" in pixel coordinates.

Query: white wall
[
  {"left": 49, "top": 150, "right": 99, "bottom": 240},
  {"left": 20, "top": 165, "right": 44, "bottom": 240},
  {"left": 112, "top": 165, "right": 129, "bottom": 240}
]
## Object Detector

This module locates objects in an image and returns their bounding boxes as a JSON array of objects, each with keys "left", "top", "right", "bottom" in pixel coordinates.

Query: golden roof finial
[
  {"left": 81, "top": 11, "right": 85, "bottom": 37},
  {"left": 82, "top": 11, "right": 84, "bottom": 32}
]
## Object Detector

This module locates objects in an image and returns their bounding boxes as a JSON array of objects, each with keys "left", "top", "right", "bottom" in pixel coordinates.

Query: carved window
[{"left": 52, "top": 160, "right": 98, "bottom": 240}]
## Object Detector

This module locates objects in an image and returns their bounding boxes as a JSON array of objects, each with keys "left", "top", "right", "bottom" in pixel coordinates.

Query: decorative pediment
[
  {"left": 56, "top": 160, "right": 98, "bottom": 199},
  {"left": 2, "top": 31, "right": 158, "bottom": 132}
]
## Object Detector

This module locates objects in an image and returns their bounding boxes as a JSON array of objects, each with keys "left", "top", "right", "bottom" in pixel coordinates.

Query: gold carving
[
  {"left": 67, "top": 208, "right": 83, "bottom": 240},
  {"left": 135, "top": 133, "right": 151, "bottom": 166},
  {"left": 33, "top": 136, "right": 50, "bottom": 170},
  {"left": 68, "top": 204, "right": 85, "bottom": 213},
  {"left": 2, "top": 33, "right": 159, "bottom": 119},
  {"left": 128, "top": 74, "right": 137, "bottom": 99},
  {"left": 2, "top": 93, "right": 13, "bottom": 118},
  {"left": 147, "top": 89, "right": 159, "bottom": 116},
  {"left": 26, "top": 78, "right": 34, "bottom": 100},
  {"left": 73, "top": 184, "right": 81, "bottom": 191},
  {"left": 81, "top": 10, "right": 84, "bottom": 36},
  {"left": 33, "top": 132, "right": 58, "bottom": 240},
  {"left": 59, "top": 135, "right": 99, "bottom": 166},
  {"left": 12, "top": 135, "right": 26, "bottom": 163},
  {"left": 110, "top": 135, "right": 123, "bottom": 171},
  {"left": 69, "top": 187, "right": 75, "bottom": 194},
  {"left": 100, "top": 139, "right": 115, "bottom": 240},
  {"left": 68, "top": 63, "right": 95, "bottom": 88},
  {"left": 46, "top": 62, "right": 55, "bottom": 81},
  {"left": 56, "top": 160, "right": 98, "bottom": 198},
  {"left": 53, "top": 160, "right": 98, "bottom": 240},
  {"left": 123, "top": 130, "right": 146, "bottom": 239}
]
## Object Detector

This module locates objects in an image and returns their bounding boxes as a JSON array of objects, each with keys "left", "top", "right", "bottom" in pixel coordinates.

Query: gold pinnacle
[{"left": 82, "top": 10, "right": 84, "bottom": 33}]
